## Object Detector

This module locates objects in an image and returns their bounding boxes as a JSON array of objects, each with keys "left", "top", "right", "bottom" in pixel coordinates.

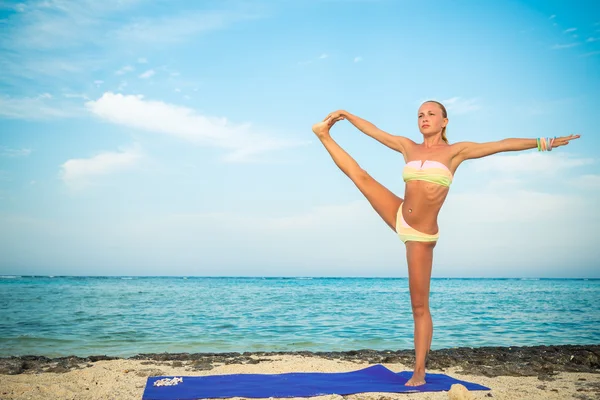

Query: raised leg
[
  {"left": 312, "top": 121, "right": 402, "bottom": 231},
  {"left": 404, "top": 240, "right": 435, "bottom": 386}
]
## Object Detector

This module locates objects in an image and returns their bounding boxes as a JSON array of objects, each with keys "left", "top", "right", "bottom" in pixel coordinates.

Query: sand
[{"left": 1, "top": 354, "right": 598, "bottom": 400}]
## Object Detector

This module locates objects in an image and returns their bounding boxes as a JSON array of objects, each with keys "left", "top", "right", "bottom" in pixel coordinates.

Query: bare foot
[
  {"left": 405, "top": 369, "right": 426, "bottom": 386},
  {"left": 311, "top": 120, "right": 331, "bottom": 139}
]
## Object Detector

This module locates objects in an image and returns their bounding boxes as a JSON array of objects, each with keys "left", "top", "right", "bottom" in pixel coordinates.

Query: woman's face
[{"left": 418, "top": 102, "right": 447, "bottom": 135}]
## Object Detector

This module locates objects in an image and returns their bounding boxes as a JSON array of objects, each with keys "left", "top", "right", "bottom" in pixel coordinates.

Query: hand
[
  {"left": 551, "top": 134, "right": 581, "bottom": 149},
  {"left": 323, "top": 110, "right": 347, "bottom": 127}
]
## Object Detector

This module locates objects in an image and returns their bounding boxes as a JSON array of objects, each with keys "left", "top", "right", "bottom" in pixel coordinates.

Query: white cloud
[
  {"left": 319, "top": 53, "right": 328, "bottom": 59},
  {"left": 4, "top": 187, "right": 596, "bottom": 276},
  {"left": 1, "top": 0, "right": 146, "bottom": 48},
  {"left": 0, "top": 2, "right": 261, "bottom": 94},
  {"left": 551, "top": 43, "right": 579, "bottom": 49},
  {"left": 0, "top": 1, "right": 146, "bottom": 52},
  {"left": 85, "top": 92, "right": 308, "bottom": 162},
  {"left": 519, "top": 97, "right": 576, "bottom": 116},
  {"left": 440, "top": 97, "right": 481, "bottom": 115},
  {"left": 0, "top": 147, "right": 32, "bottom": 157},
  {"left": 564, "top": 28, "right": 577, "bottom": 33},
  {"left": 137, "top": 57, "right": 147, "bottom": 63},
  {"left": 0, "top": 94, "right": 80, "bottom": 119},
  {"left": 60, "top": 145, "right": 142, "bottom": 189},
  {"left": 445, "top": 190, "right": 580, "bottom": 224},
  {"left": 2, "top": 58, "right": 94, "bottom": 84},
  {"left": 116, "top": 65, "right": 134, "bottom": 75},
  {"left": 472, "top": 152, "right": 594, "bottom": 175},
  {"left": 354, "top": 56, "right": 363, "bottom": 63},
  {"left": 139, "top": 69, "right": 155, "bottom": 79},
  {"left": 549, "top": 15, "right": 556, "bottom": 19},
  {"left": 571, "top": 174, "right": 600, "bottom": 190},
  {"left": 434, "top": 187, "right": 598, "bottom": 277},
  {"left": 63, "top": 93, "right": 90, "bottom": 100},
  {"left": 113, "top": 10, "right": 261, "bottom": 45},
  {"left": 581, "top": 51, "right": 600, "bottom": 57},
  {"left": 587, "top": 37, "right": 599, "bottom": 42}
]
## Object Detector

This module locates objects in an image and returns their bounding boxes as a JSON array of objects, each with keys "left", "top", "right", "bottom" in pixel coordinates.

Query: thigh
[
  {"left": 406, "top": 241, "right": 435, "bottom": 306},
  {"left": 353, "top": 170, "right": 403, "bottom": 232}
]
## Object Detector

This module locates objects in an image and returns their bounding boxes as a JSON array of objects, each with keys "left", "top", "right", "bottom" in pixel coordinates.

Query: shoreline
[
  {"left": 2, "top": 344, "right": 598, "bottom": 378},
  {"left": 1, "top": 347, "right": 599, "bottom": 400}
]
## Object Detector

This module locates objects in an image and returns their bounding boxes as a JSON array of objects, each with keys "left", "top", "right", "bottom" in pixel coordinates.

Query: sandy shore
[{"left": 1, "top": 353, "right": 599, "bottom": 400}]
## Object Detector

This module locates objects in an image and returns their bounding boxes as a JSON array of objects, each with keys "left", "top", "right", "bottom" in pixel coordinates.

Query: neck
[{"left": 422, "top": 134, "right": 444, "bottom": 148}]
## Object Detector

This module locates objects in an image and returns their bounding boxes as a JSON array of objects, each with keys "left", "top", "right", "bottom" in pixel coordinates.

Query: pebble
[{"left": 448, "top": 383, "right": 474, "bottom": 400}]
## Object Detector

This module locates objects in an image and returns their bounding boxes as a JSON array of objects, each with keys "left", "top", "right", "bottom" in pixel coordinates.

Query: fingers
[
  {"left": 323, "top": 111, "right": 346, "bottom": 122},
  {"left": 551, "top": 134, "right": 580, "bottom": 148},
  {"left": 324, "top": 115, "right": 345, "bottom": 128},
  {"left": 561, "top": 134, "right": 581, "bottom": 145},
  {"left": 324, "top": 112, "right": 337, "bottom": 121}
]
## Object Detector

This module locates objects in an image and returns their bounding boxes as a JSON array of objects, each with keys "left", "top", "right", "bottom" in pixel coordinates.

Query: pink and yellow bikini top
[{"left": 402, "top": 160, "right": 453, "bottom": 188}]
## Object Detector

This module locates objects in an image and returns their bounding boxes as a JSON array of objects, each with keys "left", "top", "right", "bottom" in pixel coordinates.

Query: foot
[
  {"left": 311, "top": 120, "right": 331, "bottom": 139},
  {"left": 405, "top": 369, "right": 426, "bottom": 386}
]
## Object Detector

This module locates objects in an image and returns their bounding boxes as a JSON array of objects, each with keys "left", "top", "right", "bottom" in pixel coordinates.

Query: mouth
[{"left": 422, "top": 124, "right": 430, "bottom": 129}]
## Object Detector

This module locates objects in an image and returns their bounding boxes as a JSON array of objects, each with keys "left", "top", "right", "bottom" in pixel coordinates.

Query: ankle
[{"left": 318, "top": 133, "right": 332, "bottom": 142}]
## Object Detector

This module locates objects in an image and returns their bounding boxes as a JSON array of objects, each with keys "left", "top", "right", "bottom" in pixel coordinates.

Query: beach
[
  {"left": 1, "top": 346, "right": 598, "bottom": 400},
  {"left": 2, "top": 277, "right": 598, "bottom": 398}
]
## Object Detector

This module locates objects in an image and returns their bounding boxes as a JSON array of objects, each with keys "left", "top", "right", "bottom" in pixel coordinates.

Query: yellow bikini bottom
[{"left": 395, "top": 203, "right": 439, "bottom": 243}]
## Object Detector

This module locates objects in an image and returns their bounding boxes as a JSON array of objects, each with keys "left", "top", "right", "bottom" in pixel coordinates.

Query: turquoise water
[{"left": 1, "top": 276, "right": 598, "bottom": 358}]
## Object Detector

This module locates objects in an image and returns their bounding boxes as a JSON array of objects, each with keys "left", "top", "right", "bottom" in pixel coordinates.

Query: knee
[{"left": 411, "top": 302, "right": 429, "bottom": 318}]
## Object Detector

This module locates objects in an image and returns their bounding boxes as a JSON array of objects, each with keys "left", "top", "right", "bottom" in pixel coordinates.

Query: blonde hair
[{"left": 423, "top": 100, "right": 449, "bottom": 144}]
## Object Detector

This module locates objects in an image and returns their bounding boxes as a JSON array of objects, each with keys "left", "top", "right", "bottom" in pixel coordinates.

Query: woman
[{"left": 311, "top": 100, "right": 580, "bottom": 386}]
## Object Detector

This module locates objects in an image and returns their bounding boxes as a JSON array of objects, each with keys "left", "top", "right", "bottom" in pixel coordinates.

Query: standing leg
[
  {"left": 312, "top": 121, "right": 402, "bottom": 231},
  {"left": 404, "top": 240, "right": 435, "bottom": 386}
]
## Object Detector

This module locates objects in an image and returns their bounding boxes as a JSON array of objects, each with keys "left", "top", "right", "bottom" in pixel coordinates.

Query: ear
[{"left": 442, "top": 118, "right": 449, "bottom": 128}]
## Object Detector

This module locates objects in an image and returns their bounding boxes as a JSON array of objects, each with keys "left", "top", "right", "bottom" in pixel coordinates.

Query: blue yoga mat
[{"left": 142, "top": 364, "right": 490, "bottom": 399}]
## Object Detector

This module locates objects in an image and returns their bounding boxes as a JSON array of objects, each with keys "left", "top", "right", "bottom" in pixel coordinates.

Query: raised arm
[
  {"left": 454, "top": 135, "right": 581, "bottom": 163},
  {"left": 325, "top": 110, "right": 412, "bottom": 154}
]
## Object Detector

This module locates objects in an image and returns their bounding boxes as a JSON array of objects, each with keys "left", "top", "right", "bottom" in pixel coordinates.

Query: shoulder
[
  {"left": 447, "top": 141, "right": 476, "bottom": 170},
  {"left": 449, "top": 141, "right": 473, "bottom": 152},
  {"left": 397, "top": 136, "right": 418, "bottom": 147},
  {"left": 449, "top": 141, "right": 477, "bottom": 158},
  {"left": 390, "top": 135, "right": 417, "bottom": 155}
]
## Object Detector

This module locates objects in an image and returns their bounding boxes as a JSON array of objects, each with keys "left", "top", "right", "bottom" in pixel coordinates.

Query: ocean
[{"left": 1, "top": 276, "right": 598, "bottom": 358}]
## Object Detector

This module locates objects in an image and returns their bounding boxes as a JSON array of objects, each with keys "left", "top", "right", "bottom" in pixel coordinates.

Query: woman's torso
[{"left": 401, "top": 141, "right": 459, "bottom": 235}]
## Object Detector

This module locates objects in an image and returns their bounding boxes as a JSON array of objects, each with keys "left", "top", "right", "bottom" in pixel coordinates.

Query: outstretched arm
[
  {"left": 454, "top": 134, "right": 580, "bottom": 163},
  {"left": 325, "top": 110, "right": 412, "bottom": 154}
]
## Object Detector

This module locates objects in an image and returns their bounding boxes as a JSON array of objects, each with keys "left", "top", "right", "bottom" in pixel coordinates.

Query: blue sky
[{"left": 0, "top": 0, "right": 599, "bottom": 278}]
